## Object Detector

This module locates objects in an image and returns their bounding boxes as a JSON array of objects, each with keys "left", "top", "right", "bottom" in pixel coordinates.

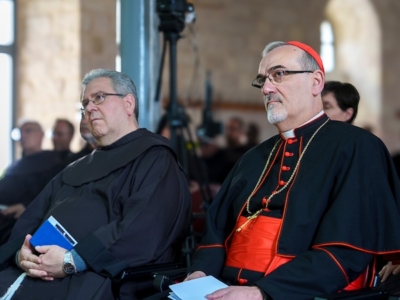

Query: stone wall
[
  {"left": 80, "top": 0, "right": 117, "bottom": 74},
  {"left": 373, "top": 0, "right": 400, "bottom": 152},
  {"left": 14, "top": 0, "right": 400, "bottom": 155},
  {"left": 15, "top": 0, "right": 116, "bottom": 157},
  {"left": 16, "top": 0, "right": 81, "bottom": 154},
  {"left": 165, "top": 0, "right": 328, "bottom": 144},
  {"left": 172, "top": 0, "right": 400, "bottom": 152}
]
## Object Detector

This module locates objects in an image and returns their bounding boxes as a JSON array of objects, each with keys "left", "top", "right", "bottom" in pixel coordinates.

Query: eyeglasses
[
  {"left": 81, "top": 92, "right": 125, "bottom": 114},
  {"left": 251, "top": 70, "right": 313, "bottom": 88}
]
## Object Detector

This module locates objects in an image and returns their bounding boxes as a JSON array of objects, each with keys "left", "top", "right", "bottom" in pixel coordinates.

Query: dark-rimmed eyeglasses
[
  {"left": 81, "top": 92, "right": 125, "bottom": 114},
  {"left": 251, "top": 70, "right": 313, "bottom": 88}
]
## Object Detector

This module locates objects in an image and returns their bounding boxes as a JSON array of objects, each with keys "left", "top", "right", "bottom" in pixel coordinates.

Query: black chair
[
  {"left": 112, "top": 189, "right": 206, "bottom": 299},
  {"left": 138, "top": 263, "right": 400, "bottom": 300},
  {"left": 111, "top": 233, "right": 196, "bottom": 299}
]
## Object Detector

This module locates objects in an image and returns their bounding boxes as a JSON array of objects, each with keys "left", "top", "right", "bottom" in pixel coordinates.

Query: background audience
[
  {"left": 321, "top": 81, "right": 360, "bottom": 124},
  {"left": 0, "top": 121, "right": 65, "bottom": 245},
  {"left": 52, "top": 118, "right": 75, "bottom": 156}
]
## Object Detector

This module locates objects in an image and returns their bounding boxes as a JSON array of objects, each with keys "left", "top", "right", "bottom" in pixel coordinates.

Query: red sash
[
  {"left": 225, "top": 215, "right": 289, "bottom": 273},
  {"left": 225, "top": 215, "right": 368, "bottom": 290}
]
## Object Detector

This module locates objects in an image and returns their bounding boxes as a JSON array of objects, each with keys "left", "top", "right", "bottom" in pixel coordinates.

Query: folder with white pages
[{"left": 168, "top": 275, "right": 228, "bottom": 300}]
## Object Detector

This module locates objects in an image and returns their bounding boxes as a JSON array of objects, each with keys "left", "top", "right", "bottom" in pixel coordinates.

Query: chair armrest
[
  {"left": 314, "top": 289, "right": 388, "bottom": 300},
  {"left": 117, "top": 262, "right": 185, "bottom": 281},
  {"left": 315, "top": 271, "right": 400, "bottom": 299}
]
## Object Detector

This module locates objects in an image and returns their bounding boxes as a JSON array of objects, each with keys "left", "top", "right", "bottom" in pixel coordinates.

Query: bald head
[{"left": 19, "top": 121, "right": 44, "bottom": 156}]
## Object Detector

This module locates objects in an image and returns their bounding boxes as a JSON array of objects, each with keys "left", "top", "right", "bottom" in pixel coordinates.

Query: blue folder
[{"left": 30, "top": 215, "right": 78, "bottom": 250}]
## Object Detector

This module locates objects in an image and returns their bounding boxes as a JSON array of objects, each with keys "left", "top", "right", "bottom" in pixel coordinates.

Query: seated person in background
[
  {"left": 246, "top": 122, "right": 260, "bottom": 148},
  {"left": 77, "top": 114, "right": 98, "bottom": 153},
  {"left": 49, "top": 115, "right": 100, "bottom": 176},
  {"left": 224, "top": 116, "right": 252, "bottom": 172},
  {"left": 186, "top": 41, "right": 400, "bottom": 300},
  {"left": 321, "top": 80, "right": 360, "bottom": 124},
  {"left": 0, "top": 69, "right": 191, "bottom": 300},
  {"left": 18, "top": 121, "right": 44, "bottom": 157},
  {"left": 63, "top": 115, "right": 99, "bottom": 165},
  {"left": 198, "top": 135, "right": 230, "bottom": 186},
  {"left": 0, "top": 121, "right": 65, "bottom": 246},
  {"left": 52, "top": 118, "right": 75, "bottom": 158}
]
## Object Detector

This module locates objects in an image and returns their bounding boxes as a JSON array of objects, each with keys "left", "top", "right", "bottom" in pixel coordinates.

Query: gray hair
[
  {"left": 262, "top": 41, "right": 320, "bottom": 72},
  {"left": 82, "top": 69, "right": 139, "bottom": 121}
]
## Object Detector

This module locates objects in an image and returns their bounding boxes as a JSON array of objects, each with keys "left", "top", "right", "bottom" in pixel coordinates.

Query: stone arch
[{"left": 324, "top": 0, "right": 381, "bottom": 134}]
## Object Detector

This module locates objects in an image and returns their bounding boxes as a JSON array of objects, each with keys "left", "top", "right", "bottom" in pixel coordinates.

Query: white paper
[{"left": 169, "top": 276, "right": 228, "bottom": 300}]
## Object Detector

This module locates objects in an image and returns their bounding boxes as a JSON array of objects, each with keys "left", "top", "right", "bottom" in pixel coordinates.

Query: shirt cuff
[{"left": 71, "top": 249, "right": 88, "bottom": 273}]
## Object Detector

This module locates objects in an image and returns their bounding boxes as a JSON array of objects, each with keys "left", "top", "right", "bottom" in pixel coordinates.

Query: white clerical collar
[{"left": 281, "top": 111, "right": 324, "bottom": 139}]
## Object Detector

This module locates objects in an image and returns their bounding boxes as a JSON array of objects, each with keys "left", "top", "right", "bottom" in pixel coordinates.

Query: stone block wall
[
  {"left": 15, "top": 0, "right": 116, "bottom": 157},
  {"left": 373, "top": 0, "right": 400, "bottom": 153},
  {"left": 14, "top": 0, "right": 400, "bottom": 156},
  {"left": 16, "top": 0, "right": 81, "bottom": 155}
]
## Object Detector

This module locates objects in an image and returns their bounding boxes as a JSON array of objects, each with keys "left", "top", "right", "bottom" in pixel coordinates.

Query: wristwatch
[{"left": 63, "top": 251, "right": 76, "bottom": 275}]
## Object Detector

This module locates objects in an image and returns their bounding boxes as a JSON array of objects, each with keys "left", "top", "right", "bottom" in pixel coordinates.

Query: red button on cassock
[
  {"left": 284, "top": 152, "right": 294, "bottom": 157},
  {"left": 279, "top": 180, "right": 286, "bottom": 186},
  {"left": 281, "top": 166, "right": 290, "bottom": 171}
]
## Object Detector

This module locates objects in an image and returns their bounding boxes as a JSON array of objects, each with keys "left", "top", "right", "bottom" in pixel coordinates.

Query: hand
[
  {"left": 18, "top": 234, "right": 49, "bottom": 279},
  {"left": 205, "top": 286, "right": 264, "bottom": 300},
  {"left": 1, "top": 204, "right": 26, "bottom": 218},
  {"left": 34, "top": 245, "right": 68, "bottom": 279},
  {"left": 379, "top": 261, "right": 400, "bottom": 282},
  {"left": 184, "top": 270, "right": 206, "bottom": 281}
]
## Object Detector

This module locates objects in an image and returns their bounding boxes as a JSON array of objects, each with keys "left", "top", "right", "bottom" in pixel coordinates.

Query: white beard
[{"left": 266, "top": 100, "right": 288, "bottom": 124}]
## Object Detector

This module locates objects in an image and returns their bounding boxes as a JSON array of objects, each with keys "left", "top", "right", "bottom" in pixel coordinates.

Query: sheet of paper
[{"left": 169, "top": 276, "right": 228, "bottom": 300}]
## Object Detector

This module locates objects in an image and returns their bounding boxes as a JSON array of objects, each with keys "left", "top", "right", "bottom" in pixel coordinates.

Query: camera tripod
[{"left": 155, "top": 0, "right": 214, "bottom": 211}]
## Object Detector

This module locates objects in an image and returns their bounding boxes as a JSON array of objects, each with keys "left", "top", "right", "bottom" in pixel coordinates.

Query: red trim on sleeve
[
  {"left": 313, "top": 242, "right": 400, "bottom": 257},
  {"left": 314, "top": 246, "right": 349, "bottom": 285},
  {"left": 197, "top": 244, "right": 224, "bottom": 250}
]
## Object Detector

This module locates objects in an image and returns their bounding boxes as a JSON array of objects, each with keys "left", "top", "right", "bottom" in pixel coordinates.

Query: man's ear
[
  {"left": 344, "top": 107, "right": 354, "bottom": 123},
  {"left": 124, "top": 94, "right": 135, "bottom": 116},
  {"left": 312, "top": 70, "right": 325, "bottom": 96}
]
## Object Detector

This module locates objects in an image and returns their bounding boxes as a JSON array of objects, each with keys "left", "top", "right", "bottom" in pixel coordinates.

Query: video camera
[{"left": 156, "top": 0, "right": 195, "bottom": 34}]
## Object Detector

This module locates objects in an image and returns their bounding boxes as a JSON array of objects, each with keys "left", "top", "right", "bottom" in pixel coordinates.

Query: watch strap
[{"left": 63, "top": 251, "right": 77, "bottom": 275}]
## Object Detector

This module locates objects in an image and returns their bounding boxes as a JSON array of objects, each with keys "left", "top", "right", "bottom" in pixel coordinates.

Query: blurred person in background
[
  {"left": 246, "top": 122, "right": 260, "bottom": 148},
  {"left": 52, "top": 118, "right": 75, "bottom": 157},
  {"left": 19, "top": 121, "right": 44, "bottom": 157},
  {"left": 0, "top": 121, "right": 64, "bottom": 245},
  {"left": 224, "top": 116, "right": 252, "bottom": 171},
  {"left": 67, "top": 115, "right": 98, "bottom": 161},
  {"left": 321, "top": 81, "right": 360, "bottom": 124}
]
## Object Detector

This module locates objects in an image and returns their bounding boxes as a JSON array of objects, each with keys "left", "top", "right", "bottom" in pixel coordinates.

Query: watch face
[{"left": 63, "top": 263, "right": 75, "bottom": 275}]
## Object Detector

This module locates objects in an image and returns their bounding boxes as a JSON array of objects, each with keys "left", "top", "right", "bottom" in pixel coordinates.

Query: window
[
  {"left": 320, "top": 20, "right": 335, "bottom": 73},
  {"left": 0, "top": 0, "right": 15, "bottom": 173},
  {"left": 115, "top": 0, "right": 121, "bottom": 71}
]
